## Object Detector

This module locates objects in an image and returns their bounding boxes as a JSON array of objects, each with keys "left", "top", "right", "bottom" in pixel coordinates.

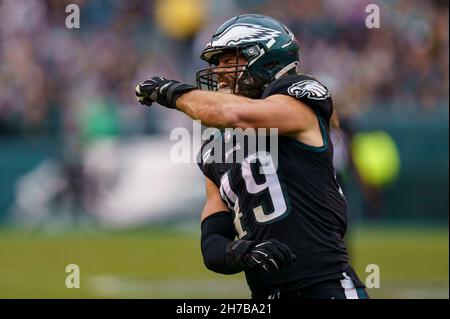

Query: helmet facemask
[{"left": 196, "top": 45, "right": 267, "bottom": 99}]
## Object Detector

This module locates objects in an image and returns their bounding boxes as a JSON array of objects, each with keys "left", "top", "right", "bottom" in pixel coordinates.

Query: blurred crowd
[
  {"left": 0, "top": 0, "right": 448, "bottom": 226},
  {"left": 0, "top": 0, "right": 448, "bottom": 138}
]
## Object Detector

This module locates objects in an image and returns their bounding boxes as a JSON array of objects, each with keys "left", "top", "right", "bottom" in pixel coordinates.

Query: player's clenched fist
[
  {"left": 135, "top": 76, "right": 196, "bottom": 108},
  {"left": 226, "top": 239, "right": 297, "bottom": 272}
]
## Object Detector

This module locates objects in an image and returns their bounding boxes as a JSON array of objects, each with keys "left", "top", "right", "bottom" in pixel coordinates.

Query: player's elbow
[
  {"left": 200, "top": 240, "right": 215, "bottom": 271},
  {"left": 201, "top": 241, "right": 240, "bottom": 275},
  {"left": 201, "top": 231, "right": 241, "bottom": 275},
  {"left": 202, "top": 255, "right": 225, "bottom": 274},
  {"left": 200, "top": 211, "right": 242, "bottom": 275},
  {"left": 202, "top": 257, "right": 241, "bottom": 275}
]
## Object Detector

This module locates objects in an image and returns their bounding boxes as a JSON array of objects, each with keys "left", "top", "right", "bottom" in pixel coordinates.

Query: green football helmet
[{"left": 196, "top": 14, "right": 300, "bottom": 98}]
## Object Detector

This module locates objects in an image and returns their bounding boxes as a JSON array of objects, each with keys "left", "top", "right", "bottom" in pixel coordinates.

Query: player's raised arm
[
  {"left": 176, "top": 90, "right": 319, "bottom": 136},
  {"left": 135, "top": 72, "right": 322, "bottom": 137}
]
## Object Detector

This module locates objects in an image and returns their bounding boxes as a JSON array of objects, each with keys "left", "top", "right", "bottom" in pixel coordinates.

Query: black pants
[{"left": 260, "top": 274, "right": 370, "bottom": 299}]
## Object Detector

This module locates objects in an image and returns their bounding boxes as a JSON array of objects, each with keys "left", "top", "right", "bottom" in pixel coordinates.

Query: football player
[{"left": 135, "top": 14, "right": 369, "bottom": 299}]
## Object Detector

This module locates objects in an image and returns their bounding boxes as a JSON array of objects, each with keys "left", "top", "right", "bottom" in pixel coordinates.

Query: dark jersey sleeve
[
  {"left": 196, "top": 131, "right": 224, "bottom": 186},
  {"left": 197, "top": 133, "right": 216, "bottom": 183},
  {"left": 261, "top": 74, "right": 333, "bottom": 122}
]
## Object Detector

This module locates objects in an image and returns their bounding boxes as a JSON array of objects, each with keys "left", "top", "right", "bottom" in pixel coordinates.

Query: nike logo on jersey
[
  {"left": 225, "top": 143, "right": 241, "bottom": 161},
  {"left": 202, "top": 149, "right": 212, "bottom": 163}
]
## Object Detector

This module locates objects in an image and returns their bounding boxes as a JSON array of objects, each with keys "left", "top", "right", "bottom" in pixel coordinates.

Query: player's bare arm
[
  {"left": 135, "top": 51, "right": 324, "bottom": 146},
  {"left": 136, "top": 80, "right": 323, "bottom": 147},
  {"left": 201, "top": 177, "right": 230, "bottom": 222},
  {"left": 176, "top": 90, "right": 323, "bottom": 146}
]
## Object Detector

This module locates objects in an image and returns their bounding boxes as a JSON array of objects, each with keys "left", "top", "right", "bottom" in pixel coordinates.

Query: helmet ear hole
[{"left": 242, "top": 45, "right": 261, "bottom": 59}]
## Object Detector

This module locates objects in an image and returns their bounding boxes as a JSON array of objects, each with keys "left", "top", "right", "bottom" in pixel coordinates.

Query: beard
[
  {"left": 236, "top": 74, "right": 265, "bottom": 99},
  {"left": 217, "top": 73, "right": 265, "bottom": 99}
]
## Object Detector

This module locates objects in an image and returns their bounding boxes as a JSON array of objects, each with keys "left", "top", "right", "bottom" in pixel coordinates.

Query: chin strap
[
  {"left": 233, "top": 65, "right": 247, "bottom": 95},
  {"left": 274, "top": 61, "right": 299, "bottom": 79}
]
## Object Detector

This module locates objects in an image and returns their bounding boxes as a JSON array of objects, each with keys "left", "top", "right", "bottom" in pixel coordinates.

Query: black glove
[
  {"left": 135, "top": 76, "right": 196, "bottom": 109},
  {"left": 225, "top": 239, "right": 297, "bottom": 273}
]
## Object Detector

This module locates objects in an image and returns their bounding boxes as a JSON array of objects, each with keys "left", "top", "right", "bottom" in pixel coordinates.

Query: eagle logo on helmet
[
  {"left": 287, "top": 80, "right": 330, "bottom": 100},
  {"left": 208, "top": 23, "right": 282, "bottom": 47}
]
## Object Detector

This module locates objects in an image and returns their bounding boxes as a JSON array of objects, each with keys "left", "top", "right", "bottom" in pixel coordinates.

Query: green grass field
[{"left": 0, "top": 224, "right": 448, "bottom": 299}]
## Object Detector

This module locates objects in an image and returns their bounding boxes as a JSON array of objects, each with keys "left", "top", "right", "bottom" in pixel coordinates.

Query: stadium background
[{"left": 0, "top": 0, "right": 448, "bottom": 298}]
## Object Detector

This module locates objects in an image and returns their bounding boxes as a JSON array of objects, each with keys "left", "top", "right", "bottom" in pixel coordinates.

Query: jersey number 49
[{"left": 219, "top": 152, "right": 289, "bottom": 239}]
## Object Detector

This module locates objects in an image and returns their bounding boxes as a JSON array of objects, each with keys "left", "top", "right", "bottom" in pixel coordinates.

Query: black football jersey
[{"left": 198, "top": 74, "right": 358, "bottom": 295}]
